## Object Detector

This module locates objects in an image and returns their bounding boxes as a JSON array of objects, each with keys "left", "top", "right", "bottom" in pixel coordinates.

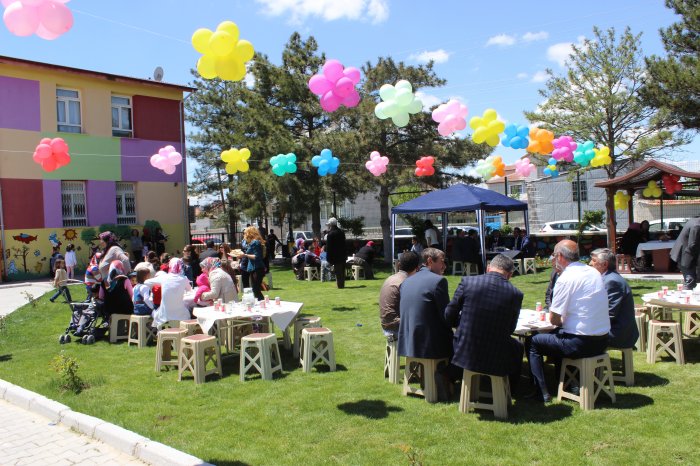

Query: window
[
  {"left": 509, "top": 184, "right": 523, "bottom": 196},
  {"left": 572, "top": 180, "right": 588, "bottom": 202},
  {"left": 111, "top": 95, "right": 133, "bottom": 137},
  {"left": 56, "top": 88, "right": 81, "bottom": 133},
  {"left": 61, "top": 181, "right": 87, "bottom": 227},
  {"left": 116, "top": 182, "right": 136, "bottom": 225},
  {"left": 321, "top": 200, "right": 353, "bottom": 221}
]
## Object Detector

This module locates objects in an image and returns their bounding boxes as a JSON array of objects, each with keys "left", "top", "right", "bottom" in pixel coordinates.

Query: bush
[{"left": 50, "top": 351, "right": 87, "bottom": 394}]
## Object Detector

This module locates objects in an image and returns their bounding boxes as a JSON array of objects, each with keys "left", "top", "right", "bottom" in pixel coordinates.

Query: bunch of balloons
[
  {"left": 365, "top": 151, "right": 389, "bottom": 177},
  {"left": 33, "top": 137, "right": 70, "bottom": 172},
  {"left": 2, "top": 0, "right": 73, "bottom": 39},
  {"left": 221, "top": 147, "right": 250, "bottom": 174},
  {"left": 469, "top": 109, "right": 505, "bottom": 147},
  {"left": 590, "top": 146, "right": 612, "bottom": 167},
  {"left": 514, "top": 157, "right": 535, "bottom": 177},
  {"left": 270, "top": 153, "right": 297, "bottom": 177},
  {"left": 191, "top": 21, "right": 254, "bottom": 81},
  {"left": 374, "top": 80, "right": 423, "bottom": 127},
  {"left": 475, "top": 155, "right": 505, "bottom": 180},
  {"left": 614, "top": 191, "right": 631, "bottom": 210},
  {"left": 501, "top": 123, "right": 530, "bottom": 150},
  {"left": 543, "top": 158, "right": 559, "bottom": 178},
  {"left": 527, "top": 128, "right": 554, "bottom": 155},
  {"left": 551, "top": 135, "right": 577, "bottom": 162},
  {"left": 308, "top": 60, "right": 361, "bottom": 112},
  {"left": 311, "top": 148, "right": 340, "bottom": 176},
  {"left": 150, "top": 145, "right": 182, "bottom": 175},
  {"left": 573, "top": 140, "right": 596, "bottom": 167},
  {"left": 415, "top": 156, "right": 435, "bottom": 177},
  {"left": 431, "top": 99, "right": 468, "bottom": 136},
  {"left": 642, "top": 180, "right": 662, "bottom": 198},
  {"left": 662, "top": 173, "right": 683, "bottom": 194}
]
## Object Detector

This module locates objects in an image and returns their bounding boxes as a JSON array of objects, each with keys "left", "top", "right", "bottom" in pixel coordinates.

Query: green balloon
[
  {"left": 392, "top": 113, "right": 409, "bottom": 127},
  {"left": 379, "top": 84, "right": 396, "bottom": 102}
]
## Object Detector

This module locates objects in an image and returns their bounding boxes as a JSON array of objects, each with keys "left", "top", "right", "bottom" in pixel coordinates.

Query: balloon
[
  {"left": 308, "top": 59, "right": 361, "bottom": 113},
  {"left": 573, "top": 140, "right": 596, "bottom": 167},
  {"left": 642, "top": 180, "right": 662, "bottom": 198},
  {"left": 415, "top": 156, "right": 435, "bottom": 177},
  {"left": 32, "top": 137, "right": 70, "bottom": 172},
  {"left": 469, "top": 109, "right": 505, "bottom": 147},
  {"left": 270, "top": 153, "right": 297, "bottom": 177},
  {"left": 590, "top": 146, "right": 612, "bottom": 167},
  {"left": 221, "top": 147, "right": 250, "bottom": 174},
  {"left": 614, "top": 191, "right": 631, "bottom": 210},
  {"left": 311, "top": 148, "right": 340, "bottom": 176},
  {"left": 527, "top": 128, "right": 554, "bottom": 155},
  {"left": 3, "top": 0, "right": 73, "bottom": 39},
  {"left": 191, "top": 20, "right": 254, "bottom": 81},
  {"left": 365, "top": 151, "right": 389, "bottom": 176},
  {"left": 551, "top": 135, "right": 577, "bottom": 162},
  {"left": 501, "top": 123, "right": 530, "bottom": 149},
  {"left": 150, "top": 145, "right": 182, "bottom": 174},
  {"left": 543, "top": 158, "right": 559, "bottom": 178},
  {"left": 514, "top": 157, "right": 535, "bottom": 177},
  {"left": 375, "top": 80, "right": 422, "bottom": 127},
  {"left": 662, "top": 173, "right": 682, "bottom": 195},
  {"left": 474, "top": 155, "right": 505, "bottom": 180},
  {"left": 432, "top": 99, "right": 468, "bottom": 137}
]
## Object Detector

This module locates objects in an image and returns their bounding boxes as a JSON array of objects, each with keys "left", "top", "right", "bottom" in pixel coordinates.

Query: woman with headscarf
[
  {"left": 145, "top": 257, "right": 192, "bottom": 329},
  {"left": 99, "top": 260, "right": 134, "bottom": 316},
  {"left": 200, "top": 257, "right": 237, "bottom": 303},
  {"left": 98, "top": 231, "right": 131, "bottom": 280},
  {"left": 238, "top": 226, "right": 266, "bottom": 300}
]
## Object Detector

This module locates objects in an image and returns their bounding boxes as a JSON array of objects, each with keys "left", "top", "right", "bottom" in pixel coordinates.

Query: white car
[
  {"left": 539, "top": 220, "right": 605, "bottom": 233},
  {"left": 393, "top": 228, "right": 415, "bottom": 239},
  {"left": 646, "top": 218, "right": 688, "bottom": 233}
]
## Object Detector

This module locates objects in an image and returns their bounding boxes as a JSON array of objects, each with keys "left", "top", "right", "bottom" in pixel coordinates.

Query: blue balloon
[{"left": 312, "top": 148, "right": 340, "bottom": 176}]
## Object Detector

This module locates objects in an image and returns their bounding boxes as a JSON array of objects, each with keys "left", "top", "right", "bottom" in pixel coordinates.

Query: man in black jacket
[
  {"left": 325, "top": 218, "right": 347, "bottom": 289},
  {"left": 670, "top": 217, "right": 700, "bottom": 289}
]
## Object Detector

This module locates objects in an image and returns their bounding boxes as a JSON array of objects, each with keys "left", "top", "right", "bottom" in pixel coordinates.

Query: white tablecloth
[
  {"left": 514, "top": 309, "right": 557, "bottom": 335},
  {"left": 193, "top": 301, "right": 303, "bottom": 334},
  {"left": 641, "top": 291, "right": 700, "bottom": 308},
  {"left": 636, "top": 240, "right": 675, "bottom": 258}
]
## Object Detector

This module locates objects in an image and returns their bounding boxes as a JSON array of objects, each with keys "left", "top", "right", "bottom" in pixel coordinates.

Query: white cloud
[
  {"left": 486, "top": 34, "right": 516, "bottom": 47},
  {"left": 516, "top": 72, "right": 529, "bottom": 80},
  {"left": 255, "top": 0, "right": 389, "bottom": 24},
  {"left": 531, "top": 70, "right": 548, "bottom": 83},
  {"left": 522, "top": 31, "right": 549, "bottom": 42},
  {"left": 547, "top": 35, "right": 586, "bottom": 67},
  {"left": 415, "top": 91, "right": 442, "bottom": 111},
  {"left": 409, "top": 49, "right": 450, "bottom": 64}
]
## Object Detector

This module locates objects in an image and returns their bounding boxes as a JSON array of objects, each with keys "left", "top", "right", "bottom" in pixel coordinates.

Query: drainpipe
[
  {"left": 179, "top": 92, "right": 193, "bottom": 247},
  {"left": 0, "top": 183, "right": 5, "bottom": 280}
]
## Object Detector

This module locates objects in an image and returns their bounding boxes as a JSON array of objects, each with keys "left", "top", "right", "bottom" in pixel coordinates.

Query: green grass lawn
[{"left": 0, "top": 266, "right": 698, "bottom": 465}]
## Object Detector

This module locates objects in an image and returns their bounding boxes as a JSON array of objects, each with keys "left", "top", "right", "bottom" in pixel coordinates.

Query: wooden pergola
[{"left": 595, "top": 160, "right": 700, "bottom": 249}]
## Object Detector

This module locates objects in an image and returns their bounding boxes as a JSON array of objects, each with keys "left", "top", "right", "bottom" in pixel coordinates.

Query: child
[
  {"left": 50, "top": 259, "right": 72, "bottom": 303},
  {"left": 84, "top": 252, "right": 102, "bottom": 300},
  {"left": 132, "top": 269, "right": 155, "bottom": 316},
  {"left": 64, "top": 244, "right": 77, "bottom": 280},
  {"left": 49, "top": 246, "right": 64, "bottom": 276},
  {"left": 194, "top": 273, "right": 213, "bottom": 306}
]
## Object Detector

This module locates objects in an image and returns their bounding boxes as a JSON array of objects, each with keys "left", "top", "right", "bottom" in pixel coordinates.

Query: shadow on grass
[
  {"left": 595, "top": 392, "right": 654, "bottom": 410},
  {"left": 500, "top": 400, "right": 575, "bottom": 423},
  {"left": 343, "top": 285, "right": 367, "bottom": 289},
  {"left": 204, "top": 460, "right": 251, "bottom": 466},
  {"left": 630, "top": 371, "right": 669, "bottom": 388},
  {"left": 332, "top": 306, "right": 356, "bottom": 312},
  {"left": 0, "top": 354, "right": 12, "bottom": 362},
  {"left": 337, "top": 399, "right": 403, "bottom": 419}
]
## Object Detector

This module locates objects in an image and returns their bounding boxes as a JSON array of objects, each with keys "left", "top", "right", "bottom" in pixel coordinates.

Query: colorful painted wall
[{"left": 0, "top": 58, "right": 190, "bottom": 280}]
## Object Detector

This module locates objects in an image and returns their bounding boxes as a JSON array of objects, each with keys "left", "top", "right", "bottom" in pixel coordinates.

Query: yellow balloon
[
  {"left": 216, "top": 21, "right": 239, "bottom": 42},
  {"left": 235, "top": 39, "right": 255, "bottom": 62},
  {"left": 197, "top": 55, "right": 218, "bottom": 80},
  {"left": 483, "top": 108, "right": 497, "bottom": 121},
  {"left": 191, "top": 28, "right": 213, "bottom": 54},
  {"left": 216, "top": 56, "right": 245, "bottom": 81},
  {"left": 209, "top": 31, "right": 235, "bottom": 57},
  {"left": 239, "top": 148, "right": 251, "bottom": 159}
]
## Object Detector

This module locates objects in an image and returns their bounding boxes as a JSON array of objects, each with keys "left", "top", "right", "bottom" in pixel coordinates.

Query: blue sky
[{"left": 2, "top": 0, "right": 697, "bottom": 168}]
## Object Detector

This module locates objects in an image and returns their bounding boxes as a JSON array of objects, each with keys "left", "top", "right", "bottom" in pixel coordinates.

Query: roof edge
[{"left": 595, "top": 159, "right": 700, "bottom": 189}]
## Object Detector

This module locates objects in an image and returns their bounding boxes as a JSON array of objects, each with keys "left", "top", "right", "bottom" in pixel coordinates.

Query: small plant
[
  {"left": 50, "top": 351, "right": 87, "bottom": 394},
  {"left": 0, "top": 316, "right": 6, "bottom": 333},
  {"left": 399, "top": 445, "right": 424, "bottom": 466},
  {"left": 21, "top": 291, "right": 37, "bottom": 308},
  {"left": 500, "top": 224, "right": 514, "bottom": 236},
  {"left": 337, "top": 216, "right": 365, "bottom": 238}
]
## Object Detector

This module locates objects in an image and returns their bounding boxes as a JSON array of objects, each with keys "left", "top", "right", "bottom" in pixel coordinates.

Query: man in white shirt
[{"left": 529, "top": 240, "right": 610, "bottom": 402}]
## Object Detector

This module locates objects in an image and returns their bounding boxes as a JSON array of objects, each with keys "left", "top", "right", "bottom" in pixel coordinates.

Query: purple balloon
[
  {"left": 343, "top": 67, "right": 361, "bottom": 84},
  {"left": 322, "top": 59, "right": 344, "bottom": 83},
  {"left": 320, "top": 92, "right": 341, "bottom": 112},
  {"left": 308, "top": 74, "right": 333, "bottom": 95}
]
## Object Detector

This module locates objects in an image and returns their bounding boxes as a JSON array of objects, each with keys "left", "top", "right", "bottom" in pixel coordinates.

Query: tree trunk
[
  {"left": 311, "top": 186, "right": 321, "bottom": 238},
  {"left": 379, "top": 183, "right": 392, "bottom": 264},
  {"left": 227, "top": 174, "right": 237, "bottom": 246}
]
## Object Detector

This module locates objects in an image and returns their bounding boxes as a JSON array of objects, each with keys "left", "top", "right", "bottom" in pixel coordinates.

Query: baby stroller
[{"left": 59, "top": 298, "right": 110, "bottom": 345}]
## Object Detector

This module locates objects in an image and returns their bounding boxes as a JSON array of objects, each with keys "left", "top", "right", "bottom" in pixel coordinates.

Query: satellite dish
[{"left": 153, "top": 66, "right": 164, "bottom": 82}]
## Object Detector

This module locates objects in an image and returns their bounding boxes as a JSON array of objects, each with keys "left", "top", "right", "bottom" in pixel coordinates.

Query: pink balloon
[
  {"left": 54, "top": 151, "right": 70, "bottom": 166},
  {"left": 41, "top": 157, "right": 58, "bottom": 172},
  {"left": 38, "top": 1, "right": 73, "bottom": 35},
  {"left": 163, "top": 165, "right": 176, "bottom": 175},
  {"left": 514, "top": 157, "right": 535, "bottom": 177},
  {"left": 35, "top": 22, "right": 59, "bottom": 39},
  {"left": 21, "top": 0, "right": 44, "bottom": 6},
  {"left": 167, "top": 151, "right": 182, "bottom": 165},
  {"left": 150, "top": 154, "right": 161, "bottom": 168},
  {"left": 39, "top": 136, "right": 52, "bottom": 145},
  {"left": 341, "top": 89, "right": 360, "bottom": 108},
  {"left": 320, "top": 92, "right": 341, "bottom": 112},
  {"left": 308, "top": 75, "right": 332, "bottom": 95},
  {"left": 343, "top": 67, "right": 361, "bottom": 85},
  {"left": 3, "top": 2, "right": 40, "bottom": 37},
  {"left": 333, "top": 76, "right": 354, "bottom": 98},
  {"left": 0, "top": 0, "right": 16, "bottom": 7},
  {"left": 50, "top": 137, "right": 68, "bottom": 153},
  {"left": 34, "top": 143, "right": 52, "bottom": 160},
  {"left": 309, "top": 60, "right": 361, "bottom": 112},
  {"left": 366, "top": 151, "right": 389, "bottom": 176},
  {"left": 322, "top": 59, "right": 344, "bottom": 83}
]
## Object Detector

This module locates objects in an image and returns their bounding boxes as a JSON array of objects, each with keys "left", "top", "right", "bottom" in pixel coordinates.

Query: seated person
[
  {"left": 451, "top": 230, "right": 469, "bottom": 264},
  {"left": 351, "top": 241, "right": 376, "bottom": 279},
  {"left": 100, "top": 260, "right": 134, "bottom": 316},
  {"left": 132, "top": 269, "right": 155, "bottom": 316},
  {"left": 410, "top": 236, "right": 424, "bottom": 259},
  {"left": 487, "top": 230, "right": 505, "bottom": 251},
  {"left": 463, "top": 230, "right": 483, "bottom": 273},
  {"left": 380, "top": 252, "right": 420, "bottom": 338},
  {"left": 520, "top": 230, "right": 537, "bottom": 258},
  {"left": 319, "top": 245, "right": 333, "bottom": 282},
  {"left": 620, "top": 223, "right": 643, "bottom": 257},
  {"left": 194, "top": 272, "right": 213, "bottom": 306}
]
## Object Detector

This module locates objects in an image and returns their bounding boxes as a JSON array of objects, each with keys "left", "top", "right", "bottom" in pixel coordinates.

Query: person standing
[
  {"left": 424, "top": 220, "right": 440, "bottom": 249},
  {"left": 64, "top": 244, "right": 77, "bottom": 280},
  {"left": 670, "top": 216, "right": 700, "bottom": 289},
  {"left": 379, "top": 252, "right": 420, "bottom": 339},
  {"left": 239, "top": 226, "right": 266, "bottom": 300},
  {"left": 129, "top": 229, "right": 143, "bottom": 265},
  {"left": 325, "top": 217, "right": 347, "bottom": 289},
  {"left": 49, "top": 259, "right": 72, "bottom": 303},
  {"left": 154, "top": 228, "right": 167, "bottom": 257}
]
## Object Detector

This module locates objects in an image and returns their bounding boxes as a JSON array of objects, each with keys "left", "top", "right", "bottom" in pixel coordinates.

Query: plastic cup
[
  {"left": 535, "top": 302, "right": 542, "bottom": 313},
  {"left": 264, "top": 295, "right": 270, "bottom": 304},
  {"left": 662, "top": 286, "right": 669, "bottom": 296},
  {"left": 539, "top": 311, "right": 546, "bottom": 322},
  {"left": 677, "top": 284, "right": 684, "bottom": 291},
  {"left": 275, "top": 296, "right": 281, "bottom": 305},
  {"left": 657, "top": 291, "right": 664, "bottom": 299}
]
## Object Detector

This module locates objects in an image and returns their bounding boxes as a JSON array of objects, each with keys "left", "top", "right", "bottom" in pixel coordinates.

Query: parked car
[
  {"left": 647, "top": 218, "right": 688, "bottom": 234},
  {"left": 393, "top": 227, "right": 415, "bottom": 239},
  {"left": 540, "top": 220, "right": 604, "bottom": 233},
  {"left": 293, "top": 231, "right": 315, "bottom": 241}
]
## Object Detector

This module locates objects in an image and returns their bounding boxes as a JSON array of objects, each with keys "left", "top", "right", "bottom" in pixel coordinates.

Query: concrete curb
[{"left": 0, "top": 378, "right": 212, "bottom": 466}]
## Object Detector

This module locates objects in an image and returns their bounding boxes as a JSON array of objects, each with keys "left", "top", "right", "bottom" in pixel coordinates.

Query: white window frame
[
  {"left": 111, "top": 95, "right": 133, "bottom": 137},
  {"left": 61, "top": 181, "right": 87, "bottom": 227},
  {"left": 116, "top": 182, "right": 136, "bottom": 225},
  {"left": 572, "top": 180, "right": 588, "bottom": 202},
  {"left": 509, "top": 184, "right": 523, "bottom": 196},
  {"left": 56, "top": 88, "right": 82, "bottom": 133}
]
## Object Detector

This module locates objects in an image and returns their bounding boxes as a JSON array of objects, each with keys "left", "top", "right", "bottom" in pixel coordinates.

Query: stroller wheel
[
  {"left": 65, "top": 334, "right": 71, "bottom": 343},
  {"left": 86, "top": 335, "right": 95, "bottom": 345},
  {"left": 81, "top": 335, "right": 88, "bottom": 344},
  {"left": 59, "top": 335, "right": 65, "bottom": 344}
]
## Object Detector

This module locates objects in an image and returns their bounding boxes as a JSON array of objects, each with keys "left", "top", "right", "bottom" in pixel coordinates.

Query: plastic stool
[
  {"left": 304, "top": 266, "right": 320, "bottom": 281},
  {"left": 464, "top": 262, "right": 479, "bottom": 276},
  {"left": 240, "top": 333, "right": 282, "bottom": 381},
  {"left": 557, "top": 353, "right": 616, "bottom": 410},
  {"left": 647, "top": 320, "right": 684, "bottom": 364},
  {"left": 300, "top": 327, "right": 336, "bottom": 373},
  {"left": 128, "top": 315, "right": 155, "bottom": 348},
  {"left": 109, "top": 314, "right": 131, "bottom": 344},
  {"left": 402, "top": 357, "right": 449, "bottom": 403},
  {"left": 609, "top": 347, "right": 635, "bottom": 386},
  {"left": 384, "top": 337, "right": 400, "bottom": 384},
  {"left": 293, "top": 316, "right": 322, "bottom": 359},
  {"left": 615, "top": 254, "right": 632, "bottom": 274},
  {"left": 351, "top": 265, "right": 365, "bottom": 280},
  {"left": 684, "top": 312, "right": 700, "bottom": 336},
  {"left": 459, "top": 369, "right": 511, "bottom": 419},
  {"left": 451, "top": 261, "right": 464, "bottom": 276},
  {"left": 523, "top": 257, "right": 536, "bottom": 274},
  {"left": 155, "top": 328, "right": 187, "bottom": 372},
  {"left": 178, "top": 334, "right": 223, "bottom": 384},
  {"left": 179, "top": 319, "right": 203, "bottom": 336},
  {"left": 634, "top": 312, "right": 647, "bottom": 353},
  {"left": 512, "top": 260, "right": 523, "bottom": 276}
]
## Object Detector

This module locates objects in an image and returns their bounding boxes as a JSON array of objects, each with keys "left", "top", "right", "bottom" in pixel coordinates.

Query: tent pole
[
  {"left": 442, "top": 214, "right": 448, "bottom": 252},
  {"left": 478, "top": 209, "right": 487, "bottom": 272},
  {"left": 524, "top": 210, "right": 530, "bottom": 236},
  {"left": 391, "top": 213, "right": 396, "bottom": 264}
]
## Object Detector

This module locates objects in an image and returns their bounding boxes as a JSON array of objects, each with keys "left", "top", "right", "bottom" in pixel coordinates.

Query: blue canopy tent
[{"left": 391, "top": 184, "right": 529, "bottom": 270}]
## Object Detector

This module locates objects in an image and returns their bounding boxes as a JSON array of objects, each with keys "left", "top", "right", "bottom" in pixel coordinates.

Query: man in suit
[
  {"left": 670, "top": 216, "right": 700, "bottom": 290},
  {"left": 445, "top": 254, "right": 524, "bottom": 393},
  {"left": 590, "top": 248, "right": 639, "bottom": 349},
  {"left": 199, "top": 240, "right": 218, "bottom": 260},
  {"left": 398, "top": 248, "right": 452, "bottom": 360},
  {"left": 325, "top": 218, "right": 347, "bottom": 289}
]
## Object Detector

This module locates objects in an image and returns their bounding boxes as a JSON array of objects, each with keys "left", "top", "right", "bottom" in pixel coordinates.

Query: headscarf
[
  {"left": 168, "top": 257, "right": 185, "bottom": 276},
  {"left": 107, "top": 260, "right": 126, "bottom": 292},
  {"left": 200, "top": 257, "right": 221, "bottom": 274},
  {"left": 99, "top": 231, "right": 118, "bottom": 244}
]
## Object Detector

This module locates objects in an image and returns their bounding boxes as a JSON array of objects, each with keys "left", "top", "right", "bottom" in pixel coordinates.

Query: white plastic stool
[
  {"left": 684, "top": 312, "right": 700, "bottom": 336},
  {"left": 464, "top": 262, "right": 479, "bottom": 276},
  {"left": 300, "top": 327, "right": 336, "bottom": 373},
  {"left": 178, "top": 334, "right": 223, "bottom": 384},
  {"left": 459, "top": 369, "right": 510, "bottom": 419},
  {"left": 647, "top": 320, "right": 684, "bottom": 365},
  {"left": 384, "top": 337, "right": 400, "bottom": 384},
  {"left": 451, "top": 261, "right": 464, "bottom": 276},
  {"left": 293, "top": 316, "right": 322, "bottom": 359},
  {"left": 557, "top": 353, "right": 616, "bottom": 410},
  {"left": 634, "top": 312, "right": 647, "bottom": 353},
  {"left": 109, "top": 314, "right": 131, "bottom": 344},
  {"left": 512, "top": 260, "right": 523, "bottom": 276},
  {"left": 155, "top": 328, "right": 187, "bottom": 372},
  {"left": 609, "top": 347, "right": 635, "bottom": 386},
  {"left": 351, "top": 265, "right": 365, "bottom": 280},
  {"left": 523, "top": 257, "right": 536, "bottom": 274},
  {"left": 402, "top": 357, "right": 449, "bottom": 403},
  {"left": 128, "top": 315, "right": 155, "bottom": 348},
  {"left": 240, "top": 333, "right": 283, "bottom": 381},
  {"left": 304, "top": 266, "right": 320, "bottom": 281}
]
